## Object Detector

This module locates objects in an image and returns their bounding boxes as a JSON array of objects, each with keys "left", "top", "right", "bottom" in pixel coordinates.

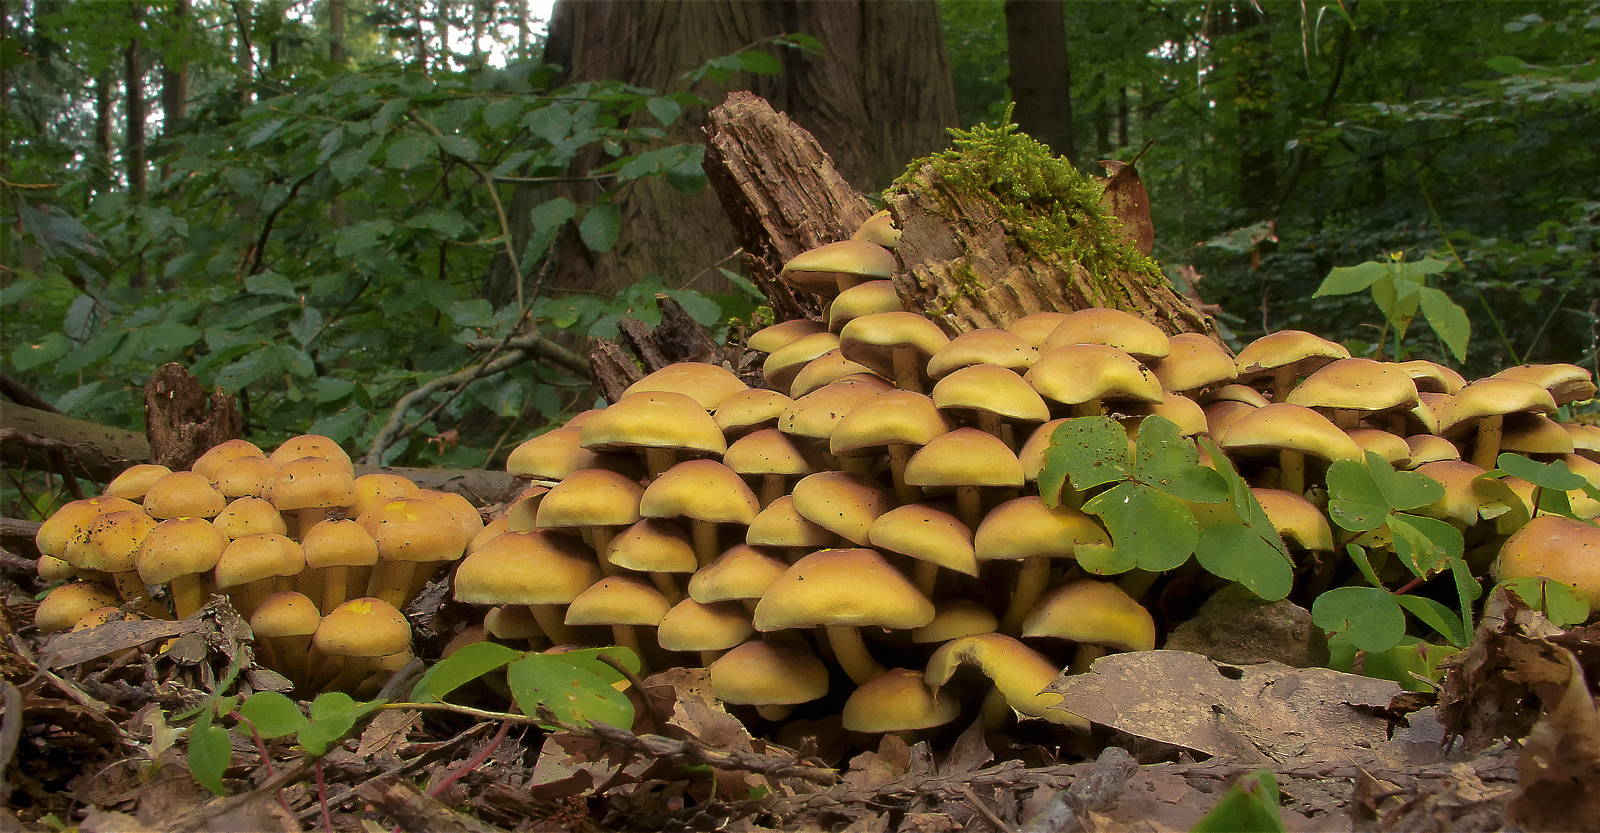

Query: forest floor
[{"left": 2, "top": 574, "right": 1597, "bottom": 833}]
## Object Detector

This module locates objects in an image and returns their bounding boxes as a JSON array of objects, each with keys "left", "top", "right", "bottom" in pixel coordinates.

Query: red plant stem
[
  {"left": 387, "top": 720, "right": 513, "bottom": 833},
  {"left": 316, "top": 759, "right": 334, "bottom": 833},
  {"left": 234, "top": 713, "right": 293, "bottom": 817}
]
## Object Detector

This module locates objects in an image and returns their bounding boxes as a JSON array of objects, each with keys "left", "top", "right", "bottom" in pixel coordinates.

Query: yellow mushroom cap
[
  {"left": 837, "top": 311, "right": 951, "bottom": 383},
  {"left": 535, "top": 468, "right": 645, "bottom": 530},
  {"left": 842, "top": 668, "right": 962, "bottom": 733},
  {"left": 578, "top": 391, "right": 727, "bottom": 458},
  {"left": 850, "top": 209, "right": 902, "bottom": 249},
  {"left": 1218, "top": 403, "right": 1363, "bottom": 462},
  {"left": 789, "top": 353, "right": 883, "bottom": 398},
  {"left": 136, "top": 517, "right": 228, "bottom": 585},
  {"left": 350, "top": 473, "right": 420, "bottom": 519},
  {"left": 688, "top": 545, "right": 789, "bottom": 605},
  {"left": 212, "top": 496, "right": 290, "bottom": 540},
  {"left": 1025, "top": 343, "right": 1164, "bottom": 408},
  {"left": 211, "top": 456, "right": 279, "bottom": 500},
  {"left": 1007, "top": 312, "right": 1071, "bottom": 349},
  {"left": 912, "top": 599, "right": 1000, "bottom": 643},
  {"left": 926, "top": 328, "right": 1040, "bottom": 379},
  {"left": 1040, "top": 308, "right": 1171, "bottom": 360},
  {"left": 1234, "top": 329, "right": 1349, "bottom": 380},
  {"left": 789, "top": 471, "right": 894, "bottom": 545},
  {"left": 251, "top": 591, "right": 322, "bottom": 638},
  {"left": 868, "top": 503, "right": 978, "bottom": 576},
  {"left": 828, "top": 280, "right": 906, "bottom": 333},
  {"left": 746, "top": 495, "right": 837, "bottom": 549},
  {"left": 1492, "top": 363, "right": 1597, "bottom": 406},
  {"left": 1251, "top": 488, "right": 1334, "bottom": 551},
  {"left": 747, "top": 318, "right": 829, "bottom": 356},
  {"left": 1439, "top": 378, "right": 1558, "bottom": 436},
  {"left": 35, "top": 581, "right": 124, "bottom": 633},
  {"left": 268, "top": 434, "right": 353, "bottom": 473},
  {"left": 73, "top": 508, "right": 159, "bottom": 573},
  {"left": 657, "top": 599, "right": 756, "bottom": 652},
  {"left": 714, "top": 388, "right": 795, "bottom": 438},
  {"left": 639, "top": 459, "right": 760, "bottom": 525},
  {"left": 192, "top": 439, "right": 268, "bottom": 482},
  {"left": 357, "top": 497, "right": 468, "bottom": 563},
  {"left": 830, "top": 390, "right": 953, "bottom": 456},
  {"left": 974, "top": 497, "right": 1108, "bottom": 562},
  {"left": 708, "top": 639, "right": 831, "bottom": 706},
  {"left": 779, "top": 376, "right": 894, "bottom": 441},
  {"left": 605, "top": 518, "right": 698, "bottom": 574},
  {"left": 301, "top": 518, "right": 380, "bottom": 569},
  {"left": 930, "top": 364, "right": 1050, "bottom": 424},
  {"left": 1495, "top": 514, "right": 1600, "bottom": 613},
  {"left": 453, "top": 530, "right": 600, "bottom": 606},
  {"left": 904, "top": 428, "right": 1025, "bottom": 490},
  {"left": 781, "top": 239, "right": 897, "bottom": 297},
  {"left": 1397, "top": 360, "right": 1467, "bottom": 395},
  {"left": 1020, "top": 579, "right": 1156, "bottom": 653},
  {"left": 268, "top": 457, "right": 357, "bottom": 512},
  {"left": 752, "top": 548, "right": 934, "bottom": 632},
  {"left": 763, "top": 331, "right": 841, "bottom": 394},
  {"left": 564, "top": 575, "right": 671, "bottom": 627},
  {"left": 143, "top": 471, "right": 226, "bottom": 520},
  {"left": 313, "top": 597, "right": 411, "bottom": 658},
  {"left": 1151, "top": 333, "right": 1237, "bottom": 393},
  {"left": 103, "top": 464, "right": 174, "bottom": 501},
  {"left": 724, "top": 428, "right": 816, "bottom": 478},
  {"left": 623, "top": 362, "right": 748, "bottom": 411},
  {"left": 506, "top": 426, "right": 600, "bottom": 481},
  {"left": 214, "top": 533, "right": 305, "bottom": 589},
  {"left": 36, "top": 497, "right": 142, "bottom": 559}
]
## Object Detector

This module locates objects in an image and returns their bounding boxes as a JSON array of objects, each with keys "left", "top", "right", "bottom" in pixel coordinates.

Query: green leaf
[
  {"left": 482, "top": 97, "right": 522, "bottom": 130},
  {"left": 434, "top": 133, "right": 479, "bottom": 160},
  {"left": 1388, "top": 513, "right": 1463, "bottom": 577},
  {"left": 246, "top": 118, "right": 286, "bottom": 148},
  {"left": 1131, "top": 417, "right": 1229, "bottom": 503},
  {"left": 245, "top": 272, "right": 299, "bottom": 299},
  {"left": 296, "top": 692, "right": 382, "bottom": 757},
  {"left": 1080, "top": 482, "right": 1197, "bottom": 574},
  {"left": 666, "top": 147, "right": 707, "bottom": 194},
  {"left": 506, "top": 652, "right": 635, "bottom": 729},
  {"left": 1326, "top": 459, "right": 1390, "bottom": 531},
  {"left": 412, "top": 641, "right": 525, "bottom": 703},
  {"left": 145, "top": 323, "right": 202, "bottom": 358},
  {"left": 1486, "top": 55, "right": 1528, "bottom": 75},
  {"left": 1496, "top": 453, "right": 1588, "bottom": 491},
  {"left": 316, "top": 126, "right": 344, "bottom": 164},
  {"left": 1312, "top": 586, "right": 1407, "bottom": 653},
  {"left": 1345, "top": 544, "right": 1384, "bottom": 588},
  {"left": 1365, "top": 452, "right": 1445, "bottom": 511},
  {"left": 330, "top": 136, "right": 382, "bottom": 183},
  {"left": 1396, "top": 595, "right": 1469, "bottom": 647},
  {"left": 647, "top": 97, "right": 681, "bottom": 127},
  {"left": 1037, "top": 416, "right": 1129, "bottom": 504},
  {"left": 0, "top": 277, "right": 38, "bottom": 304},
  {"left": 1417, "top": 286, "right": 1470, "bottom": 362},
  {"left": 238, "top": 691, "right": 310, "bottom": 739},
  {"left": 1190, "top": 769, "right": 1286, "bottom": 833},
  {"left": 187, "top": 710, "right": 232, "bottom": 796},
  {"left": 1313, "top": 261, "right": 1388, "bottom": 297},
  {"left": 1498, "top": 577, "right": 1590, "bottom": 626},
  {"left": 737, "top": 50, "right": 783, "bottom": 75},
  {"left": 386, "top": 135, "right": 433, "bottom": 169},
  {"left": 523, "top": 105, "right": 572, "bottom": 146},
  {"left": 13, "top": 333, "right": 72, "bottom": 371},
  {"left": 522, "top": 197, "right": 578, "bottom": 265},
  {"left": 1193, "top": 523, "right": 1295, "bottom": 601},
  {"left": 579, "top": 203, "right": 621, "bottom": 254}
]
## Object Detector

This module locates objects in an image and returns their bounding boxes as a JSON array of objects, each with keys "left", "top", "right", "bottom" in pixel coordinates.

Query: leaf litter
[{"left": 1, "top": 574, "right": 1597, "bottom": 832}]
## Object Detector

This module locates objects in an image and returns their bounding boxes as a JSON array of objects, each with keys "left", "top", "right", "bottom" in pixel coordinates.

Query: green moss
[{"left": 893, "top": 108, "right": 1162, "bottom": 287}]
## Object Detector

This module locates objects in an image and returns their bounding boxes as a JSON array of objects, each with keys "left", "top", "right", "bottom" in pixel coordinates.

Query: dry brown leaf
[
  {"left": 43, "top": 619, "right": 206, "bottom": 668},
  {"left": 1506, "top": 644, "right": 1600, "bottom": 831},
  {"left": 1047, "top": 650, "right": 1398, "bottom": 764},
  {"left": 356, "top": 708, "right": 419, "bottom": 758},
  {"left": 841, "top": 734, "right": 912, "bottom": 792},
  {"left": 1098, "top": 160, "right": 1155, "bottom": 257}
]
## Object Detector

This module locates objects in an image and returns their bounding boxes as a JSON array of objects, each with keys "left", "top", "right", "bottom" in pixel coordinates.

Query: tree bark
[
  {"left": 1004, "top": 0, "right": 1074, "bottom": 163},
  {"left": 143, "top": 363, "right": 242, "bottom": 471},
  {"left": 124, "top": 2, "right": 148, "bottom": 288},
  {"left": 1225, "top": 3, "right": 1277, "bottom": 216},
  {"left": 329, "top": 0, "right": 345, "bottom": 63},
  {"left": 530, "top": 0, "right": 958, "bottom": 300}
]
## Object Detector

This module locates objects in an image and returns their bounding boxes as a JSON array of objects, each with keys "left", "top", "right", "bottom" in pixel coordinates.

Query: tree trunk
[
  {"left": 233, "top": 0, "right": 255, "bottom": 104},
  {"left": 329, "top": 0, "right": 345, "bottom": 62},
  {"left": 525, "top": 0, "right": 958, "bottom": 302},
  {"left": 703, "top": 92, "right": 1213, "bottom": 338},
  {"left": 124, "top": 2, "right": 148, "bottom": 289},
  {"left": 93, "top": 69, "right": 115, "bottom": 198},
  {"left": 1226, "top": 3, "right": 1276, "bottom": 216},
  {"left": 1003, "top": 0, "right": 1074, "bottom": 163}
]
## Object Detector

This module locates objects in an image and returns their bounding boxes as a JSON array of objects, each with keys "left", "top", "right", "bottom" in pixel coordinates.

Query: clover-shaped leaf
[
  {"left": 1131, "top": 416, "right": 1229, "bottom": 503},
  {"left": 1194, "top": 522, "right": 1294, "bottom": 601},
  {"left": 1038, "top": 416, "right": 1128, "bottom": 506},
  {"left": 1312, "top": 586, "right": 1406, "bottom": 653},
  {"left": 1079, "top": 482, "right": 1196, "bottom": 574}
]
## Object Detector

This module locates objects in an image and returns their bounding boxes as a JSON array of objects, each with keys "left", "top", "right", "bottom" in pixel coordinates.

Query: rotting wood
[{"left": 143, "top": 362, "right": 242, "bottom": 471}]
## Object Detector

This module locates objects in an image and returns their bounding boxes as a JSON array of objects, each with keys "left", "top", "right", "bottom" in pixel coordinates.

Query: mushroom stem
[
  {"left": 756, "top": 704, "right": 793, "bottom": 721},
  {"left": 367, "top": 561, "right": 418, "bottom": 610},
  {"left": 979, "top": 687, "right": 1010, "bottom": 731},
  {"left": 913, "top": 560, "right": 939, "bottom": 599},
  {"left": 1270, "top": 365, "right": 1297, "bottom": 403},
  {"left": 321, "top": 565, "right": 352, "bottom": 611},
  {"left": 170, "top": 573, "right": 208, "bottom": 620},
  {"left": 691, "top": 520, "right": 720, "bottom": 568},
  {"left": 645, "top": 449, "right": 677, "bottom": 481},
  {"left": 110, "top": 571, "right": 166, "bottom": 619},
  {"left": 975, "top": 411, "right": 1004, "bottom": 442},
  {"left": 999, "top": 556, "right": 1049, "bottom": 636},
  {"left": 887, "top": 444, "right": 920, "bottom": 505},
  {"left": 1278, "top": 449, "right": 1306, "bottom": 496},
  {"left": 586, "top": 527, "right": 618, "bottom": 577},
  {"left": 649, "top": 572, "right": 683, "bottom": 605},
  {"left": 1070, "top": 644, "right": 1108, "bottom": 676},
  {"left": 530, "top": 604, "right": 579, "bottom": 646},
  {"left": 891, "top": 346, "right": 923, "bottom": 394},
  {"left": 1471, "top": 414, "right": 1505, "bottom": 470},
  {"left": 758, "top": 475, "right": 787, "bottom": 509},
  {"left": 826, "top": 625, "right": 887, "bottom": 685},
  {"left": 1072, "top": 399, "right": 1104, "bottom": 418},
  {"left": 955, "top": 485, "right": 983, "bottom": 531}
]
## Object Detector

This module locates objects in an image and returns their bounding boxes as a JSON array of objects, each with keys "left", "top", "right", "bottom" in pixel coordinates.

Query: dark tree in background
[
  {"left": 1003, "top": 0, "right": 1074, "bottom": 163},
  {"left": 519, "top": 0, "right": 961, "bottom": 300}
]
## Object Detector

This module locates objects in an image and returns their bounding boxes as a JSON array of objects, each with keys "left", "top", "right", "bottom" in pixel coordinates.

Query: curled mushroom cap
[
  {"left": 1492, "top": 363, "right": 1597, "bottom": 406},
  {"left": 1251, "top": 488, "right": 1334, "bottom": 551},
  {"left": 924, "top": 633, "right": 1087, "bottom": 728},
  {"left": 714, "top": 389, "right": 796, "bottom": 439},
  {"left": 36, "top": 497, "right": 142, "bottom": 560},
  {"left": 781, "top": 239, "right": 897, "bottom": 298},
  {"left": 1234, "top": 330, "right": 1349, "bottom": 400},
  {"left": 850, "top": 209, "right": 902, "bottom": 249},
  {"left": 789, "top": 471, "right": 894, "bottom": 546},
  {"left": 763, "top": 331, "right": 841, "bottom": 394}
]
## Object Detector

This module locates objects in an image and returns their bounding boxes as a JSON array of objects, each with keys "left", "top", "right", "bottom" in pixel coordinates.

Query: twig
[
  {"left": 294, "top": 721, "right": 495, "bottom": 823},
  {"left": 962, "top": 784, "right": 1018, "bottom": 833},
  {"left": 170, "top": 754, "right": 318, "bottom": 832}
]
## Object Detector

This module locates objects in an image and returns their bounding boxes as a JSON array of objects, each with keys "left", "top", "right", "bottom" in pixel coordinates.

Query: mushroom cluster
[
  {"left": 33, "top": 435, "right": 481, "bottom": 696},
  {"left": 461, "top": 215, "right": 1600, "bottom": 733}
]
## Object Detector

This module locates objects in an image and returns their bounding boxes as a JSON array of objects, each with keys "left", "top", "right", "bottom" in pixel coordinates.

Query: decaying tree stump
[
  {"left": 142, "top": 363, "right": 243, "bottom": 471},
  {"left": 702, "top": 91, "right": 1214, "bottom": 337}
]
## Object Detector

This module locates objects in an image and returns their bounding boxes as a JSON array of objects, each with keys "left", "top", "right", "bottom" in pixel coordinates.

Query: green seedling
[{"left": 1190, "top": 768, "right": 1287, "bottom": 833}]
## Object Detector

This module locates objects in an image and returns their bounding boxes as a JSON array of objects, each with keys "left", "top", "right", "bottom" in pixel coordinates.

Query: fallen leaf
[
  {"left": 1505, "top": 644, "right": 1600, "bottom": 831},
  {"left": 1047, "top": 650, "right": 1398, "bottom": 764},
  {"left": 1098, "top": 159, "right": 1155, "bottom": 257},
  {"left": 44, "top": 619, "right": 205, "bottom": 668},
  {"left": 356, "top": 708, "right": 420, "bottom": 758}
]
